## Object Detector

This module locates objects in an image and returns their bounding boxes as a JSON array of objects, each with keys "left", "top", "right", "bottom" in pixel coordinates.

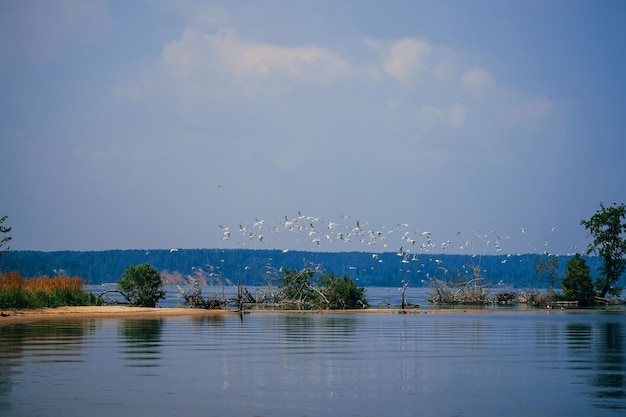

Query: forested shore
[{"left": 0, "top": 249, "right": 605, "bottom": 289}]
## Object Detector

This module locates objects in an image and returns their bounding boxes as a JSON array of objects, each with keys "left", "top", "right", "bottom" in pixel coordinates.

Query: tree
[
  {"left": 274, "top": 267, "right": 368, "bottom": 309},
  {"left": 534, "top": 254, "right": 559, "bottom": 295},
  {"left": 560, "top": 254, "right": 595, "bottom": 306},
  {"left": 276, "top": 268, "right": 320, "bottom": 305},
  {"left": 580, "top": 203, "right": 626, "bottom": 298},
  {"left": 0, "top": 215, "right": 11, "bottom": 257},
  {"left": 319, "top": 272, "right": 368, "bottom": 309},
  {"left": 117, "top": 263, "right": 166, "bottom": 307}
]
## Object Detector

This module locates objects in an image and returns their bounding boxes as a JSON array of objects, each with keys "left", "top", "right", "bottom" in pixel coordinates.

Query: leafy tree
[
  {"left": 560, "top": 254, "right": 595, "bottom": 306},
  {"left": 117, "top": 263, "right": 166, "bottom": 307},
  {"left": 0, "top": 215, "right": 11, "bottom": 257},
  {"left": 275, "top": 267, "right": 368, "bottom": 309},
  {"left": 320, "top": 272, "right": 368, "bottom": 309},
  {"left": 580, "top": 203, "right": 626, "bottom": 298},
  {"left": 534, "top": 254, "right": 559, "bottom": 294},
  {"left": 276, "top": 268, "right": 320, "bottom": 304}
]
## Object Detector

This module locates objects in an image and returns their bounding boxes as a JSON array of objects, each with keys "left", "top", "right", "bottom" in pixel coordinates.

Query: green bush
[
  {"left": 320, "top": 273, "right": 369, "bottom": 309},
  {"left": 117, "top": 263, "right": 165, "bottom": 307},
  {"left": 275, "top": 267, "right": 368, "bottom": 309}
]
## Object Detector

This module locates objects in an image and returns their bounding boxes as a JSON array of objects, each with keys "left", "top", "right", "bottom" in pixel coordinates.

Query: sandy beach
[
  {"left": 0, "top": 305, "right": 237, "bottom": 326},
  {"left": 0, "top": 304, "right": 581, "bottom": 326}
]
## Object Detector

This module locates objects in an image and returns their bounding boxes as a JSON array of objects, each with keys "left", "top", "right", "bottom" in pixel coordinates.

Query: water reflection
[
  {"left": 118, "top": 319, "right": 164, "bottom": 368},
  {"left": 1, "top": 312, "right": 625, "bottom": 416},
  {"left": 565, "top": 316, "right": 626, "bottom": 410},
  {"left": 190, "top": 314, "right": 227, "bottom": 327},
  {"left": 0, "top": 320, "right": 95, "bottom": 413},
  {"left": 593, "top": 321, "right": 625, "bottom": 408}
]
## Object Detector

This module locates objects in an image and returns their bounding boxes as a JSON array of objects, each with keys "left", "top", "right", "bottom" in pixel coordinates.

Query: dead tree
[
  {"left": 399, "top": 280, "right": 419, "bottom": 309},
  {"left": 177, "top": 280, "right": 226, "bottom": 309},
  {"left": 429, "top": 265, "right": 488, "bottom": 305},
  {"left": 97, "top": 289, "right": 131, "bottom": 305}
]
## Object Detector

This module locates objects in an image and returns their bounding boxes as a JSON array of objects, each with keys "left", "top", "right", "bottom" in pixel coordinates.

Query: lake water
[{"left": 1, "top": 304, "right": 625, "bottom": 417}]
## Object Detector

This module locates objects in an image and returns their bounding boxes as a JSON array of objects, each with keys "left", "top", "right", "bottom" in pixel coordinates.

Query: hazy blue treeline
[{"left": 0, "top": 249, "right": 609, "bottom": 289}]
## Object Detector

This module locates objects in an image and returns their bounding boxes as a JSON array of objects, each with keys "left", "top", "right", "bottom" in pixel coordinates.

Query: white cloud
[
  {"left": 161, "top": 29, "right": 351, "bottom": 82},
  {"left": 417, "top": 102, "right": 467, "bottom": 130},
  {"left": 116, "top": 28, "right": 555, "bottom": 144},
  {"left": 115, "top": 29, "right": 354, "bottom": 104},
  {"left": 383, "top": 38, "right": 430, "bottom": 87},
  {"left": 462, "top": 68, "right": 496, "bottom": 99}
]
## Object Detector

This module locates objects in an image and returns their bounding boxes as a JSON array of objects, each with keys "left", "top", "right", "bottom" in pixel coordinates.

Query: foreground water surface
[{"left": 1, "top": 307, "right": 625, "bottom": 417}]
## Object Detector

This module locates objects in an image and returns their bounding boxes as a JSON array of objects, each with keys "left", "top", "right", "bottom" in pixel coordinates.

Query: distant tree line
[{"left": 0, "top": 247, "right": 606, "bottom": 289}]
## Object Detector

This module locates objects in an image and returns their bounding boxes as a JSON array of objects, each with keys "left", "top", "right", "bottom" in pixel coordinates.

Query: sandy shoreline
[{"left": 1, "top": 304, "right": 594, "bottom": 326}]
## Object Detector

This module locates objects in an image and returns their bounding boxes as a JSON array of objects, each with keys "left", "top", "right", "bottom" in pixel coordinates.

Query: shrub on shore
[{"left": 0, "top": 272, "right": 100, "bottom": 309}]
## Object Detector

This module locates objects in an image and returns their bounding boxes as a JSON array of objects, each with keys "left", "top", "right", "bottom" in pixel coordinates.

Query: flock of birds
[{"left": 212, "top": 211, "right": 568, "bottom": 261}]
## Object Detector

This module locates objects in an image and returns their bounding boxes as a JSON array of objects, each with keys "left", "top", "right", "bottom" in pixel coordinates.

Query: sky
[{"left": 1, "top": 0, "right": 625, "bottom": 257}]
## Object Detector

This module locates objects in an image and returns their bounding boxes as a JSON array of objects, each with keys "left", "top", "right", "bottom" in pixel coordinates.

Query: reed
[{"left": 0, "top": 272, "right": 100, "bottom": 309}]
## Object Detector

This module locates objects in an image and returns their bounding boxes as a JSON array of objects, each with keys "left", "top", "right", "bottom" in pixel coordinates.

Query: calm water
[{"left": 1, "top": 309, "right": 625, "bottom": 417}]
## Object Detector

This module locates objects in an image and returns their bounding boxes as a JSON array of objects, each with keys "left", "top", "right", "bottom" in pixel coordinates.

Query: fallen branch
[{"left": 96, "top": 289, "right": 131, "bottom": 305}]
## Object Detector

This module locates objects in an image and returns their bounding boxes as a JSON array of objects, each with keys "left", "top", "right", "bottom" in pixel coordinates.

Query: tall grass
[{"left": 0, "top": 272, "right": 100, "bottom": 309}]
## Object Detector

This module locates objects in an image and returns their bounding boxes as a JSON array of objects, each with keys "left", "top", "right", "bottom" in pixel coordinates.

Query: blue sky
[{"left": 1, "top": 0, "right": 625, "bottom": 256}]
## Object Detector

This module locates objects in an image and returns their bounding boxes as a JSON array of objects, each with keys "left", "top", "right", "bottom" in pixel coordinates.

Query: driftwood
[
  {"left": 399, "top": 280, "right": 419, "bottom": 309},
  {"left": 429, "top": 277, "right": 488, "bottom": 305},
  {"left": 177, "top": 280, "right": 273, "bottom": 310},
  {"left": 492, "top": 291, "right": 517, "bottom": 304},
  {"left": 96, "top": 289, "right": 131, "bottom": 305},
  {"left": 177, "top": 281, "right": 226, "bottom": 309},
  {"left": 593, "top": 295, "right": 626, "bottom": 305}
]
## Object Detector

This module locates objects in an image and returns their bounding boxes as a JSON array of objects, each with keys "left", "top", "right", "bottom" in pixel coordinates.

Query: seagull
[{"left": 219, "top": 225, "right": 231, "bottom": 240}]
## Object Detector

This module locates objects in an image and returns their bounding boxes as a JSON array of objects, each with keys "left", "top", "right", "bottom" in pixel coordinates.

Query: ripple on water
[{"left": 1, "top": 312, "right": 625, "bottom": 416}]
